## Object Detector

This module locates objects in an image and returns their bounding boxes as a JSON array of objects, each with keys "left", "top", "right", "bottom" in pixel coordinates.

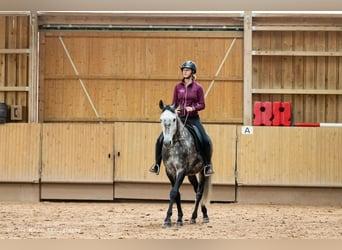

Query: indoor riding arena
[{"left": 0, "top": 6, "right": 341, "bottom": 239}]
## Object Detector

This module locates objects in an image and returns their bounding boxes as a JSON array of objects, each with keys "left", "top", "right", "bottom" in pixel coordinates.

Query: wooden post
[
  {"left": 29, "top": 11, "right": 38, "bottom": 122},
  {"left": 243, "top": 11, "right": 253, "bottom": 125}
]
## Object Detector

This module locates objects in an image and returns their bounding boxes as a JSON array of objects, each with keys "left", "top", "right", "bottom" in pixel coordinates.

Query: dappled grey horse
[{"left": 158, "top": 100, "right": 212, "bottom": 227}]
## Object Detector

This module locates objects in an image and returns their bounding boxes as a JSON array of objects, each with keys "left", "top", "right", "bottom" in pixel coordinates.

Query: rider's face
[{"left": 182, "top": 68, "right": 192, "bottom": 79}]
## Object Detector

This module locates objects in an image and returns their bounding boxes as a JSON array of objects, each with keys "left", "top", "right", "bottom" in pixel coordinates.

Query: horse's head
[{"left": 159, "top": 100, "right": 179, "bottom": 147}]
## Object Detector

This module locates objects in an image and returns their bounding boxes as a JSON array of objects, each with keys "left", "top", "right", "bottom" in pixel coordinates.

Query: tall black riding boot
[
  {"left": 202, "top": 142, "right": 214, "bottom": 176},
  {"left": 149, "top": 133, "right": 163, "bottom": 175}
]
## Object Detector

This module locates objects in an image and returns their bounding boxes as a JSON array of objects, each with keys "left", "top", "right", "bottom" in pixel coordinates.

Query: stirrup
[
  {"left": 204, "top": 164, "right": 214, "bottom": 176},
  {"left": 149, "top": 164, "right": 160, "bottom": 175}
]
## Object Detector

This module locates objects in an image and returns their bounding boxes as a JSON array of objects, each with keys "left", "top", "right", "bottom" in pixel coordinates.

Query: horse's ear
[
  {"left": 170, "top": 101, "right": 178, "bottom": 111},
  {"left": 159, "top": 100, "right": 164, "bottom": 110}
]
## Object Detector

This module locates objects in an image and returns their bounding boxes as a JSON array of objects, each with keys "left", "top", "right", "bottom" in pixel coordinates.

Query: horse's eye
[{"left": 173, "top": 118, "right": 176, "bottom": 122}]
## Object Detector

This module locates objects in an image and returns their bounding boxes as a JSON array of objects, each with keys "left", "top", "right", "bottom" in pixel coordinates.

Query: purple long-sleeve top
[{"left": 172, "top": 80, "right": 206, "bottom": 118}]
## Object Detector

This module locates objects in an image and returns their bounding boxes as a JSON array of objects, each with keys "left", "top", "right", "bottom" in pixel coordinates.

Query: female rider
[{"left": 149, "top": 60, "right": 214, "bottom": 176}]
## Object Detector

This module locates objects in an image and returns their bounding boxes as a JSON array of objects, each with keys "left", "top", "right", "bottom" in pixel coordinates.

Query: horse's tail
[{"left": 201, "top": 175, "right": 212, "bottom": 206}]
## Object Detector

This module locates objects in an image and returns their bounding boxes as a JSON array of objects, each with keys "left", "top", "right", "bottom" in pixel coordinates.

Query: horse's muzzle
[{"left": 163, "top": 140, "right": 172, "bottom": 147}]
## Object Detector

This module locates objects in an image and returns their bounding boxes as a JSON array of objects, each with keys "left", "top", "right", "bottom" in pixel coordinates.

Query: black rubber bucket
[{"left": 0, "top": 103, "right": 8, "bottom": 123}]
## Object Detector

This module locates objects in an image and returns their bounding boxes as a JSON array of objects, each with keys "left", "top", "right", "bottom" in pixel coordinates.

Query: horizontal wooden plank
[
  {"left": 43, "top": 31, "right": 244, "bottom": 38},
  {"left": 0, "top": 183, "right": 39, "bottom": 202},
  {"left": 0, "top": 11, "right": 30, "bottom": 16},
  {"left": 43, "top": 74, "right": 243, "bottom": 81},
  {"left": 38, "top": 12, "right": 243, "bottom": 27},
  {"left": 252, "top": 50, "right": 342, "bottom": 56},
  {"left": 0, "top": 86, "right": 30, "bottom": 92},
  {"left": 252, "top": 13, "right": 342, "bottom": 18},
  {"left": 253, "top": 25, "right": 342, "bottom": 31},
  {"left": 0, "top": 48, "right": 30, "bottom": 54},
  {"left": 252, "top": 88, "right": 342, "bottom": 95},
  {"left": 41, "top": 183, "right": 113, "bottom": 200},
  {"left": 114, "top": 182, "right": 235, "bottom": 202}
]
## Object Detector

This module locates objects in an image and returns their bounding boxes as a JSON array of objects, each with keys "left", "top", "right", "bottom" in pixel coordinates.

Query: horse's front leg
[
  {"left": 163, "top": 170, "right": 186, "bottom": 227},
  {"left": 163, "top": 193, "right": 173, "bottom": 227},
  {"left": 190, "top": 173, "right": 205, "bottom": 224}
]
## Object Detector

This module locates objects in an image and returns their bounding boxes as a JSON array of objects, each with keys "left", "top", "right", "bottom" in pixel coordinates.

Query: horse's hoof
[
  {"left": 176, "top": 221, "right": 183, "bottom": 227},
  {"left": 203, "top": 217, "right": 209, "bottom": 223},
  {"left": 162, "top": 221, "right": 172, "bottom": 228},
  {"left": 190, "top": 219, "right": 196, "bottom": 224}
]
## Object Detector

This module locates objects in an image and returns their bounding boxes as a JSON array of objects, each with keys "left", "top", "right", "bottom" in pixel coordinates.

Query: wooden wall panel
[
  {"left": 206, "top": 124, "right": 236, "bottom": 184},
  {"left": 0, "top": 124, "right": 40, "bottom": 182},
  {"left": 39, "top": 31, "right": 243, "bottom": 123},
  {"left": 252, "top": 31, "right": 342, "bottom": 123},
  {"left": 238, "top": 126, "right": 342, "bottom": 187},
  {"left": 41, "top": 123, "right": 113, "bottom": 183},
  {"left": 0, "top": 15, "right": 30, "bottom": 121},
  {"left": 114, "top": 122, "right": 165, "bottom": 182},
  {"left": 114, "top": 122, "right": 236, "bottom": 185}
]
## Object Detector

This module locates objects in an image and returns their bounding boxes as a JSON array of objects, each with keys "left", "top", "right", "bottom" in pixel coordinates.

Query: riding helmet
[{"left": 180, "top": 61, "right": 197, "bottom": 74}]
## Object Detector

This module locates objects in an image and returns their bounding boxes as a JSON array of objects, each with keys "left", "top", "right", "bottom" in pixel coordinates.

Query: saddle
[{"left": 185, "top": 123, "right": 203, "bottom": 153}]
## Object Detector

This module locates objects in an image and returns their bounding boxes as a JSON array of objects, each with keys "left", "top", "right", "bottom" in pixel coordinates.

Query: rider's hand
[
  {"left": 176, "top": 106, "right": 181, "bottom": 114},
  {"left": 185, "top": 106, "right": 194, "bottom": 112}
]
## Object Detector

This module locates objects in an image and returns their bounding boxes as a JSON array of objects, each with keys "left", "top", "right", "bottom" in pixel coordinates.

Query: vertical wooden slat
[
  {"left": 243, "top": 11, "right": 252, "bottom": 125},
  {"left": 251, "top": 31, "right": 262, "bottom": 108},
  {"left": 29, "top": 12, "right": 38, "bottom": 122},
  {"left": 17, "top": 15, "right": 29, "bottom": 122},
  {"left": 270, "top": 32, "right": 282, "bottom": 101},
  {"left": 260, "top": 32, "right": 272, "bottom": 102},
  {"left": 281, "top": 32, "right": 294, "bottom": 104},
  {"left": 338, "top": 32, "right": 342, "bottom": 123},
  {"left": 293, "top": 31, "right": 304, "bottom": 122},
  {"left": 316, "top": 31, "right": 326, "bottom": 122},
  {"left": 303, "top": 32, "right": 316, "bottom": 122},
  {"left": 38, "top": 32, "right": 46, "bottom": 122},
  {"left": 0, "top": 16, "right": 5, "bottom": 102},
  {"left": 326, "top": 32, "right": 337, "bottom": 122},
  {"left": 6, "top": 16, "right": 17, "bottom": 106}
]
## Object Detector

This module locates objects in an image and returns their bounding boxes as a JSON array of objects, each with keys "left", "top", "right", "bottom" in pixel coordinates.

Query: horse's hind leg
[{"left": 201, "top": 204, "right": 209, "bottom": 223}]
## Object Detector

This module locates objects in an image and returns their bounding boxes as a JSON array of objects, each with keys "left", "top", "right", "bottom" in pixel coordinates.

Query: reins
[{"left": 182, "top": 112, "right": 189, "bottom": 130}]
